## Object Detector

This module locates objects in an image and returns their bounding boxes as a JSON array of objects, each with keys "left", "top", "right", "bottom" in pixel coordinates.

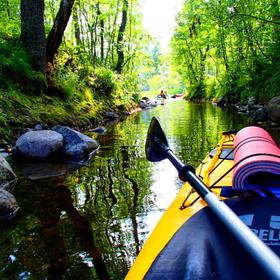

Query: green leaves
[{"left": 171, "top": 0, "right": 280, "bottom": 102}]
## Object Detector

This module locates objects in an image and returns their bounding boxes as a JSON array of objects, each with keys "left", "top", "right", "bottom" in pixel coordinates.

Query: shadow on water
[
  {"left": 0, "top": 100, "right": 264, "bottom": 279},
  {"left": 1, "top": 176, "right": 110, "bottom": 280}
]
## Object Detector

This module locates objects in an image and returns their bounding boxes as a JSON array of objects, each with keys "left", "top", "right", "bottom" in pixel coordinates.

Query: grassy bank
[
  {"left": 0, "top": 42, "right": 140, "bottom": 142},
  {"left": 0, "top": 85, "right": 140, "bottom": 142}
]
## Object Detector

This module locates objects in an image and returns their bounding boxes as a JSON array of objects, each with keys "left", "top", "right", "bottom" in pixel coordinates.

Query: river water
[{"left": 1, "top": 100, "right": 253, "bottom": 279}]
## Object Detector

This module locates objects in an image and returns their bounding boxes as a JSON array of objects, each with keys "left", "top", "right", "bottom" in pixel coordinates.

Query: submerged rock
[
  {"left": 15, "top": 130, "right": 63, "bottom": 159},
  {"left": 53, "top": 126, "right": 99, "bottom": 161},
  {"left": 88, "top": 127, "right": 106, "bottom": 134},
  {"left": 15, "top": 160, "right": 83, "bottom": 180},
  {"left": 0, "top": 189, "right": 19, "bottom": 221}
]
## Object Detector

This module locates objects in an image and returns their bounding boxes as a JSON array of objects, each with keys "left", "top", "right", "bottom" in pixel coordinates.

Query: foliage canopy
[{"left": 171, "top": 0, "right": 280, "bottom": 103}]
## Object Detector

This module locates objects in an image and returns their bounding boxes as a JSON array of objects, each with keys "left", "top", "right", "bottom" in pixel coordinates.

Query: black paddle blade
[{"left": 145, "top": 117, "right": 170, "bottom": 162}]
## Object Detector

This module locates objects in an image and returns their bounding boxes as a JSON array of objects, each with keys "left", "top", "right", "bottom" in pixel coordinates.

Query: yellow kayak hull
[{"left": 125, "top": 133, "right": 235, "bottom": 279}]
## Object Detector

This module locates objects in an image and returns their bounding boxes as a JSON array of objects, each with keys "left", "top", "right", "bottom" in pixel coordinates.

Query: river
[{"left": 0, "top": 100, "right": 254, "bottom": 279}]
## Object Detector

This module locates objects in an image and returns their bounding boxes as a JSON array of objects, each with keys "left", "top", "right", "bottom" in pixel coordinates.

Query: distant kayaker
[{"left": 159, "top": 90, "right": 167, "bottom": 99}]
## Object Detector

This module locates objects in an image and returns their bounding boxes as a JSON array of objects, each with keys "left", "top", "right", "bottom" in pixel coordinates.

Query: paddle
[{"left": 145, "top": 116, "right": 280, "bottom": 280}]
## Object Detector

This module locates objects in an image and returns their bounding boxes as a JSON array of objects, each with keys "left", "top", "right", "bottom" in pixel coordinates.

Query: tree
[
  {"left": 20, "top": 0, "right": 46, "bottom": 72},
  {"left": 115, "top": 0, "right": 128, "bottom": 73},
  {"left": 97, "top": 2, "right": 105, "bottom": 63},
  {"left": 46, "top": 0, "right": 75, "bottom": 67},
  {"left": 170, "top": 0, "right": 280, "bottom": 102},
  {"left": 72, "top": 2, "right": 81, "bottom": 46}
]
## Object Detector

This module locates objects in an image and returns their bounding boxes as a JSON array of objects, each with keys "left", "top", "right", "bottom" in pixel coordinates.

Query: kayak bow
[{"left": 125, "top": 117, "right": 280, "bottom": 280}]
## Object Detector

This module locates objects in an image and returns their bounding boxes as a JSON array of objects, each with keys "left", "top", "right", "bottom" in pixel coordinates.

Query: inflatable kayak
[{"left": 125, "top": 119, "right": 280, "bottom": 280}]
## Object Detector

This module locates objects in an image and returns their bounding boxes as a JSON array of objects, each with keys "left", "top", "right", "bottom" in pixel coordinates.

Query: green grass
[
  {"left": 0, "top": 88, "right": 100, "bottom": 141},
  {"left": 0, "top": 83, "right": 138, "bottom": 142},
  {"left": 0, "top": 42, "right": 139, "bottom": 141}
]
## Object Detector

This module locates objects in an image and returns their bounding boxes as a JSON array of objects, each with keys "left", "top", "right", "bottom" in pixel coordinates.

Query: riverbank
[
  {"left": 0, "top": 41, "right": 141, "bottom": 144},
  {"left": 0, "top": 87, "right": 138, "bottom": 144}
]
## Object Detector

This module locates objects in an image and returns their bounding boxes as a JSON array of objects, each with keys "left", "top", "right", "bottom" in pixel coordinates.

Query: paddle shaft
[{"left": 166, "top": 149, "right": 280, "bottom": 280}]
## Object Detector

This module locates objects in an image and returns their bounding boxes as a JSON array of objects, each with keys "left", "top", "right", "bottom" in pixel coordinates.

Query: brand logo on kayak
[
  {"left": 269, "top": 216, "right": 280, "bottom": 229},
  {"left": 239, "top": 214, "right": 254, "bottom": 226},
  {"left": 239, "top": 215, "right": 280, "bottom": 246}
]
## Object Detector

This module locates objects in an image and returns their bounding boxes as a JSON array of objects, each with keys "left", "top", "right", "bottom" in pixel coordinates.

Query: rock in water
[
  {"left": 105, "top": 112, "right": 119, "bottom": 120},
  {"left": 88, "top": 127, "right": 106, "bottom": 134},
  {"left": 252, "top": 107, "right": 268, "bottom": 123},
  {"left": 15, "top": 160, "right": 83, "bottom": 180},
  {"left": 15, "top": 130, "right": 64, "bottom": 159},
  {"left": 0, "top": 189, "right": 19, "bottom": 221},
  {"left": 0, "top": 154, "right": 17, "bottom": 190},
  {"left": 53, "top": 126, "right": 99, "bottom": 161},
  {"left": 268, "top": 96, "right": 280, "bottom": 124}
]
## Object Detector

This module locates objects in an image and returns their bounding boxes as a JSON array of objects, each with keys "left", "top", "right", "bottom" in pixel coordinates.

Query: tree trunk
[
  {"left": 115, "top": 0, "right": 128, "bottom": 73},
  {"left": 46, "top": 0, "right": 75, "bottom": 66},
  {"left": 72, "top": 2, "right": 81, "bottom": 46},
  {"left": 97, "top": 2, "right": 105, "bottom": 63},
  {"left": 92, "top": 6, "right": 98, "bottom": 63},
  {"left": 271, "top": 0, "right": 280, "bottom": 56},
  {"left": 20, "top": 0, "right": 46, "bottom": 72},
  {"left": 6, "top": 0, "right": 11, "bottom": 18},
  {"left": 105, "top": 0, "right": 120, "bottom": 67}
]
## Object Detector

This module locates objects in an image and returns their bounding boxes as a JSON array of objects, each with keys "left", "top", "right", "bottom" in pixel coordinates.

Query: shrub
[
  {"left": 87, "top": 67, "right": 116, "bottom": 97},
  {"left": 0, "top": 41, "right": 33, "bottom": 88}
]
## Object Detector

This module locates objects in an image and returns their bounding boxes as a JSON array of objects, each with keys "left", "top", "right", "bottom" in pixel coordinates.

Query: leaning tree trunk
[
  {"left": 115, "top": 0, "right": 128, "bottom": 73},
  {"left": 46, "top": 0, "right": 75, "bottom": 68},
  {"left": 20, "top": 0, "right": 46, "bottom": 72}
]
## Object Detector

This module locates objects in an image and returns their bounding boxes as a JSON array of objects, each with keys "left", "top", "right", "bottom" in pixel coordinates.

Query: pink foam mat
[{"left": 233, "top": 126, "right": 280, "bottom": 196}]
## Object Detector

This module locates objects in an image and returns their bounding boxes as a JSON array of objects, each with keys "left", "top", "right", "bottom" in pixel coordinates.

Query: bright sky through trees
[{"left": 140, "top": 0, "right": 183, "bottom": 51}]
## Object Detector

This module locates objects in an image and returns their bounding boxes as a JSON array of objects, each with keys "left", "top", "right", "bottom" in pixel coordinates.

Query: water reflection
[
  {"left": 1, "top": 177, "right": 110, "bottom": 279},
  {"left": 1, "top": 100, "right": 251, "bottom": 279}
]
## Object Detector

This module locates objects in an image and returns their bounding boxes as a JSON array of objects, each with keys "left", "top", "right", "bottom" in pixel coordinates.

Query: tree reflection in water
[
  {"left": 5, "top": 177, "right": 110, "bottom": 280},
  {"left": 121, "top": 146, "right": 141, "bottom": 255},
  {"left": 67, "top": 141, "right": 154, "bottom": 278},
  {"left": 36, "top": 181, "right": 109, "bottom": 279}
]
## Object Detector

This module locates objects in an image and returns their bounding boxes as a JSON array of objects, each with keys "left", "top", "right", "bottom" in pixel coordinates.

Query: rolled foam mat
[{"left": 233, "top": 126, "right": 280, "bottom": 196}]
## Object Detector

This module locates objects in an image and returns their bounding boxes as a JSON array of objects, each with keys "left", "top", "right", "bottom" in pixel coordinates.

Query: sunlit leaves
[{"left": 171, "top": 0, "right": 280, "bottom": 102}]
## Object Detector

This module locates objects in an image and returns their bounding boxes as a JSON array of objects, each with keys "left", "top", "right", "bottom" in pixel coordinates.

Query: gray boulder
[
  {"left": 268, "top": 96, "right": 280, "bottom": 124},
  {"left": 0, "top": 189, "right": 19, "bottom": 221},
  {"left": 53, "top": 126, "right": 99, "bottom": 161},
  {"left": 34, "top": 124, "right": 43, "bottom": 130},
  {"left": 139, "top": 99, "right": 156, "bottom": 109},
  {"left": 105, "top": 112, "right": 119, "bottom": 120},
  {"left": 139, "top": 100, "right": 151, "bottom": 109},
  {"left": 0, "top": 154, "right": 17, "bottom": 191},
  {"left": 252, "top": 107, "right": 268, "bottom": 122},
  {"left": 150, "top": 100, "right": 159, "bottom": 107},
  {"left": 247, "top": 96, "right": 257, "bottom": 110},
  {"left": 216, "top": 96, "right": 227, "bottom": 107},
  {"left": 15, "top": 130, "right": 64, "bottom": 159}
]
